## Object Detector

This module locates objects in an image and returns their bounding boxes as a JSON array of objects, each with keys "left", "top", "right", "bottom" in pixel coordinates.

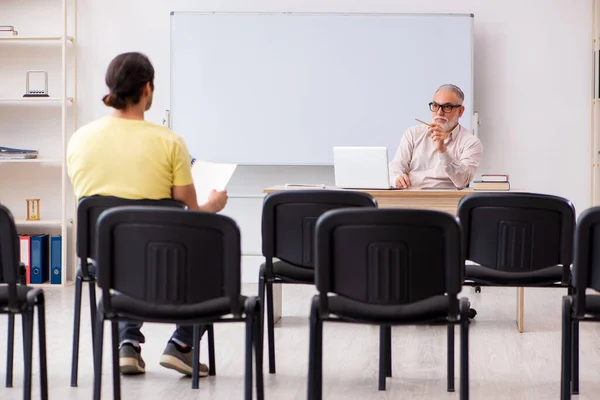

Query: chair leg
[
  {"left": 378, "top": 326, "right": 386, "bottom": 390},
  {"left": 266, "top": 282, "right": 276, "bottom": 374},
  {"left": 111, "top": 321, "right": 121, "bottom": 400},
  {"left": 245, "top": 302, "right": 255, "bottom": 400},
  {"left": 37, "top": 294, "right": 49, "bottom": 400},
  {"left": 70, "top": 275, "right": 83, "bottom": 387},
  {"left": 571, "top": 320, "right": 579, "bottom": 394},
  {"left": 208, "top": 325, "right": 216, "bottom": 376},
  {"left": 93, "top": 313, "right": 105, "bottom": 400},
  {"left": 385, "top": 326, "right": 392, "bottom": 377},
  {"left": 460, "top": 314, "right": 469, "bottom": 400},
  {"left": 257, "top": 270, "right": 266, "bottom": 374},
  {"left": 89, "top": 280, "right": 98, "bottom": 345},
  {"left": 22, "top": 309, "right": 34, "bottom": 400},
  {"left": 253, "top": 299, "right": 265, "bottom": 400},
  {"left": 560, "top": 296, "right": 572, "bottom": 400},
  {"left": 307, "top": 296, "right": 322, "bottom": 400},
  {"left": 6, "top": 313, "right": 15, "bottom": 387},
  {"left": 192, "top": 325, "right": 200, "bottom": 389},
  {"left": 447, "top": 323, "right": 455, "bottom": 392}
]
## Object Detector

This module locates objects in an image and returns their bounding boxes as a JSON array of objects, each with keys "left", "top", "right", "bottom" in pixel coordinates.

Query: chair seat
[
  {"left": 327, "top": 295, "right": 450, "bottom": 324},
  {"left": 0, "top": 285, "right": 36, "bottom": 309},
  {"left": 271, "top": 260, "right": 314, "bottom": 283},
  {"left": 466, "top": 264, "right": 565, "bottom": 286},
  {"left": 582, "top": 295, "right": 600, "bottom": 317},
  {"left": 104, "top": 294, "right": 245, "bottom": 323}
]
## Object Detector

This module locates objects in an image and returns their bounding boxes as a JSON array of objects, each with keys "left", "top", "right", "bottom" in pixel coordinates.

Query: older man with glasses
[{"left": 389, "top": 84, "right": 483, "bottom": 189}]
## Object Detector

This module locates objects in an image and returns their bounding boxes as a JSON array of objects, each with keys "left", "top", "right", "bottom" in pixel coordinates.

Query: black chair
[
  {"left": 457, "top": 193, "right": 575, "bottom": 329},
  {"left": 92, "top": 206, "right": 263, "bottom": 400},
  {"left": 259, "top": 190, "right": 377, "bottom": 374},
  {"left": 307, "top": 208, "right": 470, "bottom": 399},
  {"left": 70, "top": 195, "right": 217, "bottom": 386},
  {"left": 560, "top": 206, "right": 600, "bottom": 399},
  {"left": 0, "top": 204, "right": 48, "bottom": 400}
]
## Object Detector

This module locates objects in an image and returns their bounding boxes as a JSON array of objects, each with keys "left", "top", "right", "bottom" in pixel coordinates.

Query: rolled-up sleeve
[
  {"left": 438, "top": 138, "right": 483, "bottom": 188},
  {"left": 389, "top": 129, "right": 414, "bottom": 185}
]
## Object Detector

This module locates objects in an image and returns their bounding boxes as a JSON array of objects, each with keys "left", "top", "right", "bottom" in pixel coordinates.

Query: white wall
[{"left": 76, "top": 0, "right": 593, "bottom": 282}]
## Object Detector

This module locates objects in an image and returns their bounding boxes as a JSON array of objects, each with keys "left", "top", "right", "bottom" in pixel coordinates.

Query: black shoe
[
  {"left": 119, "top": 343, "right": 146, "bottom": 375},
  {"left": 468, "top": 308, "right": 477, "bottom": 319}
]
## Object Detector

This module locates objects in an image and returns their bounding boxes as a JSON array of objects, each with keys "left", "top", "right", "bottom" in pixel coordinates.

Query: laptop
[{"left": 333, "top": 146, "right": 401, "bottom": 190}]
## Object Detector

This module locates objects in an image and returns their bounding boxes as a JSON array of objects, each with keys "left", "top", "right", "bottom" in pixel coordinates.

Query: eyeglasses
[{"left": 429, "top": 102, "right": 462, "bottom": 113}]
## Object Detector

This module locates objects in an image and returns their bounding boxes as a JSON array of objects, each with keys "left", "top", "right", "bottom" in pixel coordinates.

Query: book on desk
[{"left": 472, "top": 174, "right": 510, "bottom": 191}]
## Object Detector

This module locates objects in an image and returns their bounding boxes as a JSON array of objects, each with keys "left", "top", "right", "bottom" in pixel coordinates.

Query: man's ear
[
  {"left": 144, "top": 81, "right": 152, "bottom": 96},
  {"left": 458, "top": 105, "right": 465, "bottom": 118}
]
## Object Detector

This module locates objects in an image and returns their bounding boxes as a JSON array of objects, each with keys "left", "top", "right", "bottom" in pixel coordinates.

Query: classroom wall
[{"left": 74, "top": 0, "right": 593, "bottom": 282}]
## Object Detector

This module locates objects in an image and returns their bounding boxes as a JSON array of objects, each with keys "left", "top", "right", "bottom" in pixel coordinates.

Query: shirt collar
[{"left": 445, "top": 124, "right": 461, "bottom": 145}]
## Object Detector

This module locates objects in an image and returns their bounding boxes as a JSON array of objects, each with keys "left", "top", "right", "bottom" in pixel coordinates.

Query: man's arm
[
  {"left": 172, "top": 184, "right": 226, "bottom": 212},
  {"left": 389, "top": 129, "right": 414, "bottom": 185},
  {"left": 171, "top": 138, "right": 227, "bottom": 212},
  {"left": 438, "top": 139, "right": 483, "bottom": 188}
]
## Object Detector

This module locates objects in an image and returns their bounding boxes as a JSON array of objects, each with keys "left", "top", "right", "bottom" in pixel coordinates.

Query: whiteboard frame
[{"left": 169, "top": 11, "right": 475, "bottom": 166}]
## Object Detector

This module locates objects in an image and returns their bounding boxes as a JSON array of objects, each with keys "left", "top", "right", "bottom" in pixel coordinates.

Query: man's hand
[
  {"left": 395, "top": 173, "right": 411, "bottom": 188},
  {"left": 208, "top": 189, "right": 228, "bottom": 212},
  {"left": 429, "top": 123, "right": 450, "bottom": 153}
]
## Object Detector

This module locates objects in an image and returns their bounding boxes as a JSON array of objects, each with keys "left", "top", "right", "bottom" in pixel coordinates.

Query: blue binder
[
  {"left": 30, "top": 234, "right": 49, "bottom": 284},
  {"left": 50, "top": 235, "right": 62, "bottom": 284}
]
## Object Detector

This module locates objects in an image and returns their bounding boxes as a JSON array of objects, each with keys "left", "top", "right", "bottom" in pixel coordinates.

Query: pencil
[{"left": 415, "top": 118, "right": 434, "bottom": 127}]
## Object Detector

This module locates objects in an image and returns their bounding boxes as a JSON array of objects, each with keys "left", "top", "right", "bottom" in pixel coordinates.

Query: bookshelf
[
  {"left": 0, "top": 97, "right": 74, "bottom": 103},
  {"left": 593, "top": 0, "right": 600, "bottom": 205},
  {"left": 0, "top": 0, "right": 77, "bottom": 286},
  {"left": 0, "top": 36, "right": 74, "bottom": 42}
]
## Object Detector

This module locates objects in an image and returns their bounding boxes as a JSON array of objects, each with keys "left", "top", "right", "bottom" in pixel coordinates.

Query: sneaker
[
  {"left": 119, "top": 343, "right": 146, "bottom": 375},
  {"left": 159, "top": 341, "right": 209, "bottom": 377}
]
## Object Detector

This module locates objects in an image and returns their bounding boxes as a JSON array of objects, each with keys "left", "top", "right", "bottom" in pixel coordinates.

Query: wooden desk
[
  {"left": 264, "top": 186, "right": 494, "bottom": 215},
  {"left": 263, "top": 185, "right": 527, "bottom": 332}
]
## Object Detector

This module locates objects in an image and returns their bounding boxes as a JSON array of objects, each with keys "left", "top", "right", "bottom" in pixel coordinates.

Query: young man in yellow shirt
[{"left": 67, "top": 52, "right": 227, "bottom": 377}]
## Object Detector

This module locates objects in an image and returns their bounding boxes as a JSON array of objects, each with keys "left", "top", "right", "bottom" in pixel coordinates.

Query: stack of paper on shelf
[
  {"left": 0, "top": 146, "right": 38, "bottom": 159},
  {"left": 0, "top": 26, "right": 18, "bottom": 36},
  {"left": 472, "top": 174, "right": 510, "bottom": 190}
]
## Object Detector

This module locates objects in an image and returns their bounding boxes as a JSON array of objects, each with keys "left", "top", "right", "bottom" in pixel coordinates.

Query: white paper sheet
[{"left": 191, "top": 159, "right": 237, "bottom": 205}]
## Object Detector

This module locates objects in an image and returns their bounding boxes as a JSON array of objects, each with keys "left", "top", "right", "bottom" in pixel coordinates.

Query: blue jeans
[{"left": 119, "top": 322, "right": 207, "bottom": 347}]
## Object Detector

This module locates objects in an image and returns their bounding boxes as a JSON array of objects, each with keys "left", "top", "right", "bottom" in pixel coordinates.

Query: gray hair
[{"left": 435, "top": 84, "right": 464, "bottom": 103}]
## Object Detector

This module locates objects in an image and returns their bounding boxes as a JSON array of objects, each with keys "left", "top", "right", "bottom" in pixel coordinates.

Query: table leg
[{"left": 516, "top": 287, "right": 524, "bottom": 333}]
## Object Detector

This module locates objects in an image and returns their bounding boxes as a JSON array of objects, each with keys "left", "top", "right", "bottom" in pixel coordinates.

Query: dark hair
[{"left": 102, "top": 52, "right": 155, "bottom": 110}]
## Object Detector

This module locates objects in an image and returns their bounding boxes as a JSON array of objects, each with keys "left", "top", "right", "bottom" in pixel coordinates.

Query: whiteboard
[{"left": 170, "top": 12, "right": 474, "bottom": 165}]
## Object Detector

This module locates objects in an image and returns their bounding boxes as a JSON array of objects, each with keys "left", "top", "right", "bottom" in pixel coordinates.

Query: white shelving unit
[
  {"left": 0, "top": 0, "right": 77, "bottom": 286},
  {"left": 0, "top": 36, "right": 74, "bottom": 42},
  {"left": 593, "top": 0, "right": 600, "bottom": 205}
]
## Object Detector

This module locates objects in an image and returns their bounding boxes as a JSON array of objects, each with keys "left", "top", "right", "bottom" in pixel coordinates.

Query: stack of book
[
  {"left": 0, "top": 146, "right": 38, "bottom": 160},
  {"left": 472, "top": 174, "right": 510, "bottom": 190},
  {"left": 0, "top": 26, "right": 18, "bottom": 36}
]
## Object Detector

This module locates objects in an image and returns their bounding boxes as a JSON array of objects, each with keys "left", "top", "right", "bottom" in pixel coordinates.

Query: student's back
[{"left": 67, "top": 115, "right": 192, "bottom": 200}]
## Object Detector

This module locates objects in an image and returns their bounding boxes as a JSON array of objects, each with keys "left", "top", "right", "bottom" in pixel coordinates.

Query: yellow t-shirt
[{"left": 67, "top": 116, "right": 193, "bottom": 200}]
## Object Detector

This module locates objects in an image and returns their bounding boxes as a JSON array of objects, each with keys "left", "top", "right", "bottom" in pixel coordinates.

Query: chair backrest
[
  {"left": 96, "top": 206, "right": 243, "bottom": 314},
  {"left": 261, "top": 190, "right": 377, "bottom": 268},
  {"left": 77, "top": 196, "right": 185, "bottom": 261},
  {"left": 315, "top": 208, "right": 463, "bottom": 312},
  {"left": 0, "top": 204, "right": 23, "bottom": 312},
  {"left": 457, "top": 193, "right": 575, "bottom": 273},
  {"left": 573, "top": 206, "right": 600, "bottom": 316}
]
